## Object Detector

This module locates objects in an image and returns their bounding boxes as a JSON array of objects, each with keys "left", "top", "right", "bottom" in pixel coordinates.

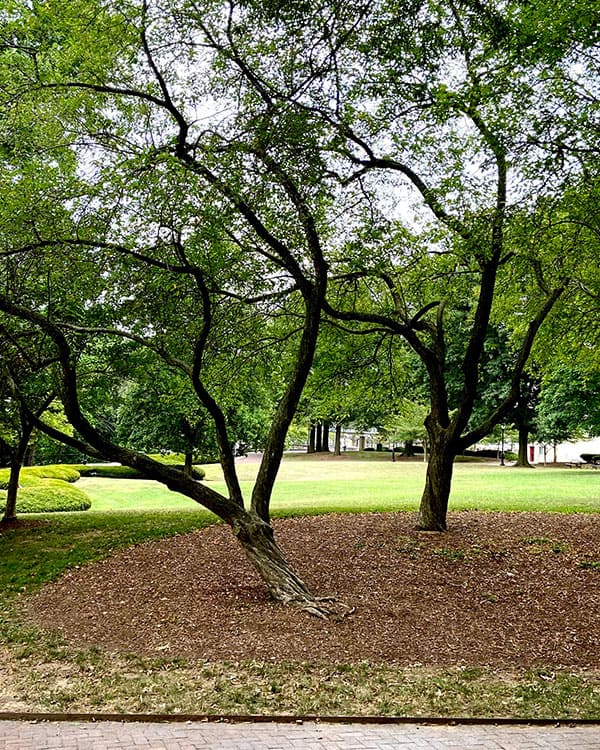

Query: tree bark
[
  {"left": 308, "top": 424, "right": 316, "bottom": 453},
  {"left": 1, "top": 423, "right": 33, "bottom": 524},
  {"left": 416, "top": 432, "right": 455, "bottom": 531},
  {"left": 1, "top": 456, "right": 22, "bottom": 523},
  {"left": 515, "top": 422, "right": 532, "bottom": 467},
  {"left": 403, "top": 439, "right": 414, "bottom": 457},
  {"left": 232, "top": 511, "right": 337, "bottom": 617},
  {"left": 321, "top": 420, "right": 330, "bottom": 452},
  {"left": 183, "top": 450, "right": 194, "bottom": 478},
  {"left": 315, "top": 421, "right": 322, "bottom": 452},
  {"left": 333, "top": 423, "right": 342, "bottom": 455}
]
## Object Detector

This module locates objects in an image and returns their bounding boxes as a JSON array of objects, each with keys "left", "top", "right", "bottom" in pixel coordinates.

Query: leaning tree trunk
[
  {"left": 416, "top": 436, "right": 456, "bottom": 531},
  {"left": 231, "top": 510, "right": 343, "bottom": 617}
]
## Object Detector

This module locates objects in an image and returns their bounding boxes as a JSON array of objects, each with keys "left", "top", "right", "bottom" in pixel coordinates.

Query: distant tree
[
  {"left": 536, "top": 365, "right": 600, "bottom": 448},
  {"left": 383, "top": 401, "right": 429, "bottom": 459}
]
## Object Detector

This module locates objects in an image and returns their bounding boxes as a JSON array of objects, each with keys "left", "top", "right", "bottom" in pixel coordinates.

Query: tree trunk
[
  {"left": 24, "top": 444, "right": 35, "bottom": 466},
  {"left": 1, "top": 456, "right": 22, "bottom": 523},
  {"left": 308, "top": 424, "right": 316, "bottom": 453},
  {"left": 2, "top": 425, "right": 33, "bottom": 524},
  {"left": 403, "top": 439, "right": 414, "bottom": 457},
  {"left": 515, "top": 422, "right": 532, "bottom": 467},
  {"left": 232, "top": 511, "right": 339, "bottom": 617},
  {"left": 315, "top": 421, "right": 322, "bottom": 452},
  {"left": 416, "top": 435, "right": 455, "bottom": 531},
  {"left": 333, "top": 423, "right": 342, "bottom": 456},
  {"left": 321, "top": 420, "right": 330, "bottom": 452},
  {"left": 183, "top": 450, "right": 194, "bottom": 478}
]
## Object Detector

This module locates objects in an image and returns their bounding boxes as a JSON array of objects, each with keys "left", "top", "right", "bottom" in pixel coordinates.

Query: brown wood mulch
[{"left": 23, "top": 512, "right": 599, "bottom": 668}]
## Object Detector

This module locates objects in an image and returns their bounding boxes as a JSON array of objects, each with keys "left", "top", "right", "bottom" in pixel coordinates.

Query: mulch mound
[{"left": 23, "top": 512, "right": 599, "bottom": 668}]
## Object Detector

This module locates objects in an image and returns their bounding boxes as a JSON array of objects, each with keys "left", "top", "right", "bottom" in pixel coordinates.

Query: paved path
[{"left": 0, "top": 719, "right": 599, "bottom": 749}]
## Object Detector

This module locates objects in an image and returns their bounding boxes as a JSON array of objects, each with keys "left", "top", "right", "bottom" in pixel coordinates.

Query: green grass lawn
[{"left": 80, "top": 453, "right": 600, "bottom": 515}]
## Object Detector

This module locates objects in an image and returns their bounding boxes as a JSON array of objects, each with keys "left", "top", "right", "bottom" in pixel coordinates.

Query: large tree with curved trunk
[{"left": 0, "top": 0, "right": 342, "bottom": 614}]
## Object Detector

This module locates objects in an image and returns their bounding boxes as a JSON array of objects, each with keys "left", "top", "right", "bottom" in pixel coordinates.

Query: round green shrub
[
  {"left": 0, "top": 479, "right": 91, "bottom": 514},
  {"left": 77, "top": 464, "right": 145, "bottom": 479},
  {"left": 0, "top": 465, "right": 81, "bottom": 490},
  {"left": 77, "top": 463, "right": 205, "bottom": 480},
  {"left": 26, "top": 465, "right": 81, "bottom": 483}
]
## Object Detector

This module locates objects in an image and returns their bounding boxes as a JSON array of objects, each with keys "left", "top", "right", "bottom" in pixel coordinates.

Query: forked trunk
[
  {"left": 231, "top": 511, "right": 344, "bottom": 618},
  {"left": 416, "top": 439, "right": 455, "bottom": 531}
]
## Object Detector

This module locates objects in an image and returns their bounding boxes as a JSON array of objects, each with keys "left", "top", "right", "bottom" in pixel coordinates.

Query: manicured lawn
[{"left": 80, "top": 454, "right": 600, "bottom": 515}]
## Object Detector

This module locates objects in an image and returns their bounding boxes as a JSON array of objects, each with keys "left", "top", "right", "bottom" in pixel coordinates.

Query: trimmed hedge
[
  {"left": 0, "top": 465, "right": 81, "bottom": 489},
  {"left": 25, "top": 465, "right": 81, "bottom": 483},
  {"left": 77, "top": 465, "right": 145, "bottom": 479},
  {"left": 77, "top": 463, "right": 206, "bottom": 480},
  {"left": 0, "top": 479, "right": 91, "bottom": 514}
]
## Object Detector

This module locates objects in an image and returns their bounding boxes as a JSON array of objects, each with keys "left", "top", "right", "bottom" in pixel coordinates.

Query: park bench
[{"left": 566, "top": 455, "right": 600, "bottom": 469}]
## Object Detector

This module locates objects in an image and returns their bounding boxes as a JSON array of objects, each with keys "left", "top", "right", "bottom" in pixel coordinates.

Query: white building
[{"left": 531, "top": 437, "right": 600, "bottom": 464}]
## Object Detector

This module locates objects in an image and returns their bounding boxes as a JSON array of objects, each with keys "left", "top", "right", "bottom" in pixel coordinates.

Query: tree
[
  {"left": 383, "top": 401, "right": 430, "bottom": 459},
  {"left": 1, "top": 0, "right": 597, "bottom": 594},
  {"left": 0, "top": 0, "right": 345, "bottom": 614},
  {"left": 301, "top": 1, "right": 597, "bottom": 528},
  {"left": 536, "top": 365, "right": 600, "bottom": 447},
  {"left": 299, "top": 324, "right": 416, "bottom": 454}
]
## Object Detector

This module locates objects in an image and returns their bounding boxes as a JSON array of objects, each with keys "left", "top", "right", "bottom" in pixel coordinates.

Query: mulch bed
[{"left": 23, "top": 512, "right": 599, "bottom": 668}]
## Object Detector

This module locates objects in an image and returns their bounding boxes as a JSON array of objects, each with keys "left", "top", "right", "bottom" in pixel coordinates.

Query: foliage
[
  {"left": 383, "top": 401, "right": 429, "bottom": 449},
  {"left": 0, "top": 0, "right": 598, "bottom": 593},
  {"left": 536, "top": 365, "right": 600, "bottom": 444}
]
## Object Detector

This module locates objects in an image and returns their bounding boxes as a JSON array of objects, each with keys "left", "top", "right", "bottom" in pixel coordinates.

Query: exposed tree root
[{"left": 293, "top": 596, "right": 356, "bottom": 620}]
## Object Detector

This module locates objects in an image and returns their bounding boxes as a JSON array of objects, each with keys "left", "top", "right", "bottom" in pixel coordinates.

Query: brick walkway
[{"left": 0, "top": 719, "right": 599, "bottom": 749}]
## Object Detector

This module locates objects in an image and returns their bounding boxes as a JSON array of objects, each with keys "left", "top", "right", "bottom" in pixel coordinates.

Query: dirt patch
[{"left": 23, "top": 512, "right": 599, "bottom": 668}]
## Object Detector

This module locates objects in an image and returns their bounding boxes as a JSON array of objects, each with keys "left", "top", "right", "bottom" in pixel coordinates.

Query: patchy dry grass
[{"left": 1, "top": 630, "right": 599, "bottom": 719}]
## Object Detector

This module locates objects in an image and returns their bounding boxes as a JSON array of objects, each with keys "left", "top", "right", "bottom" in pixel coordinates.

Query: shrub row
[
  {"left": 0, "top": 464, "right": 81, "bottom": 489},
  {"left": 77, "top": 463, "right": 206, "bottom": 480},
  {"left": 0, "top": 479, "right": 91, "bottom": 515}
]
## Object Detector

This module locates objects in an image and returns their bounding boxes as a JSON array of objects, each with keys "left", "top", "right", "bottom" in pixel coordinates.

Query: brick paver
[{"left": 0, "top": 720, "right": 599, "bottom": 750}]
